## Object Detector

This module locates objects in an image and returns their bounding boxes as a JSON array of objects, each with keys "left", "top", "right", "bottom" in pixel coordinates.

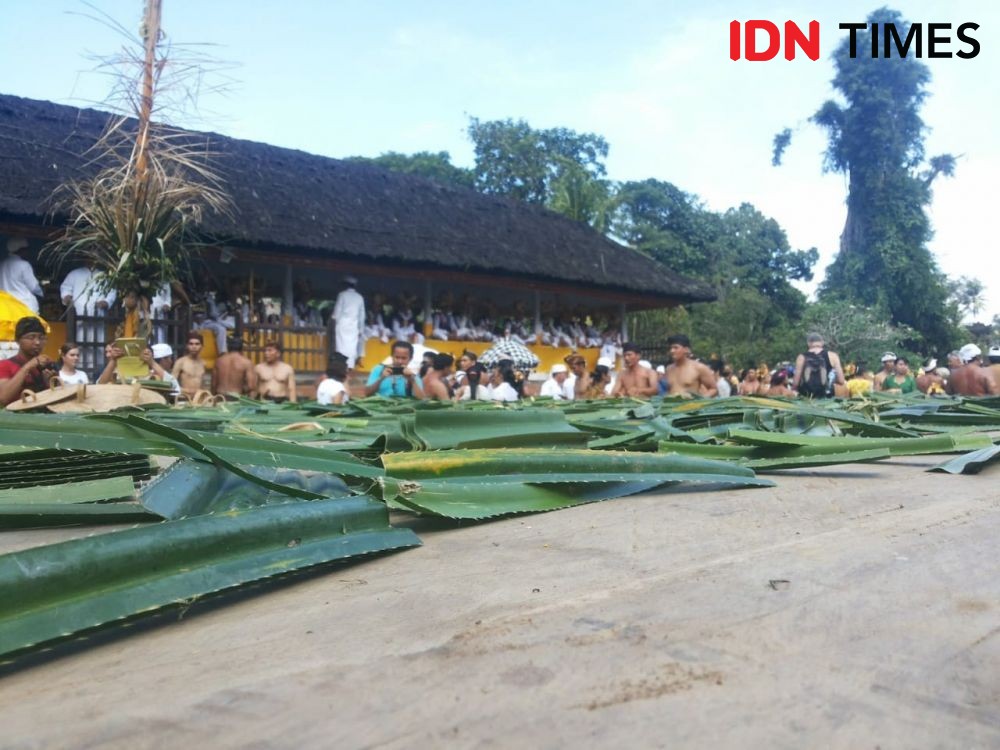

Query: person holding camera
[
  {"left": 364, "top": 340, "right": 425, "bottom": 399},
  {"left": 0, "top": 316, "right": 54, "bottom": 406}
]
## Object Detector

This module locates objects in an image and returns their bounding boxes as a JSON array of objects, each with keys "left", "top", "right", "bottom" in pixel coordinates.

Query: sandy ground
[{"left": 2, "top": 456, "right": 998, "bottom": 749}]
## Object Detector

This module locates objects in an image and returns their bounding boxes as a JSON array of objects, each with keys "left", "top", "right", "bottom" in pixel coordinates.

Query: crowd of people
[
  {"left": 4, "top": 249, "right": 1000, "bottom": 407},
  {"left": 3, "top": 312, "right": 999, "bottom": 408},
  {"left": 309, "top": 332, "right": 1000, "bottom": 405}
]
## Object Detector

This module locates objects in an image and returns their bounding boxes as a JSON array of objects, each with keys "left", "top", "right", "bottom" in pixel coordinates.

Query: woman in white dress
[{"left": 57, "top": 342, "right": 89, "bottom": 386}]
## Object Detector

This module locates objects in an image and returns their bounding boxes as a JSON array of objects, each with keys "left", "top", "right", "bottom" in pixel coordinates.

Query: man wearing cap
[
  {"left": 873, "top": 352, "right": 897, "bottom": 391},
  {"left": 0, "top": 238, "right": 44, "bottom": 313},
  {"left": 947, "top": 344, "right": 999, "bottom": 396},
  {"left": 332, "top": 276, "right": 365, "bottom": 369},
  {"left": 0, "top": 317, "right": 53, "bottom": 406},
  {"left": 140, "top": 343, "right": 180, "bottom": 395},
  {"left": 540, "top": 364, "right": 570, "bottom": 399}
]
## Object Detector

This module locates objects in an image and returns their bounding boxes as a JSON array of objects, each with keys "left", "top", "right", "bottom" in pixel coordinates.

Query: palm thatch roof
[{"left": 0, "top": 93, "right": 714, "bottom": 305}]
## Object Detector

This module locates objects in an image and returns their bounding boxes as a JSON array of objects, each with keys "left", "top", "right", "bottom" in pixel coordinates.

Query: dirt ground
[{"left": 2, "top": 455, "right": 999, "bottom": 749}]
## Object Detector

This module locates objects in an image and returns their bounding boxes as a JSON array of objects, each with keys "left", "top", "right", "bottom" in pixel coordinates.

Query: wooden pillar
[
  {"left": 534, "top": 290, "right": 542, "bottom": 336},
  {"left": 423, "top": 279, "right": 433, "bottom": 338},
  {"left": 282, "top": 264, "right": 294, "bottom": 325},
  {"left": 620, "top": 303, "right": 628, "bottom": 343}
]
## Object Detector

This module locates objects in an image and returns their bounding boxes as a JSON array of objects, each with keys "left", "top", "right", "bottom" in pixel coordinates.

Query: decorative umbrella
[
  {"left": 0, "top": 291, "right": 49, "bottom": 341},
  {"left": 479, "top": 338, "right": 540, "bottom": 370}
]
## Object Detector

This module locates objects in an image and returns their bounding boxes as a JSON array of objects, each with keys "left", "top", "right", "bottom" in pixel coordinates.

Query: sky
[{"left": 2, "top": 0, "right": 997, "bottom": 321}]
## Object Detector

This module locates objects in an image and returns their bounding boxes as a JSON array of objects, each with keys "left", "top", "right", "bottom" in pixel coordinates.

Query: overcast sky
[{"left": 3, "top": 0, "right": 997, "bottom": 320}]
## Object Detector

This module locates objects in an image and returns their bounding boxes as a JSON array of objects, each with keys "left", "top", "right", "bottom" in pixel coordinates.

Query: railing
[
  {"left": 64, "top": 307, "right": 192, "bottom": 377},
  {"left": 235, "top": 318, "right": 331, "bottom": 374}
]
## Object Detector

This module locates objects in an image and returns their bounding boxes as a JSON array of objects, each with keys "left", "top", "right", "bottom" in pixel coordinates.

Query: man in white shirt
[
  {"left": 332, "top": 276, "right": 365, "bottom": 368},
  {"left": 60, "top": 265, "right": 116, "bottom": 371},
  {"left": 60, "top": 265, "right": 116, "bottom": 316},
  {"left": 0, "top": 238, "right": 43, "bottom": 313},
  {"left": 539, "top": 364, "right": 570, "bottom": 399}
]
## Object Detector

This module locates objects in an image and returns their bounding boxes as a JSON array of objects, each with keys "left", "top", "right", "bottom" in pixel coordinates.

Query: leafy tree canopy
[
  {"left": 467, "top": 117, "right": 609, "bottom": 205},
  {"left": 346, "top": 151, "right": 473, "bottom": 189}
]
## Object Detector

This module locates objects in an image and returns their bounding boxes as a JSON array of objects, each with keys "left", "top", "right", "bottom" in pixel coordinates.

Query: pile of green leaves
[{"left": 1, "top": 391, "right": 997, "bottom": 661}]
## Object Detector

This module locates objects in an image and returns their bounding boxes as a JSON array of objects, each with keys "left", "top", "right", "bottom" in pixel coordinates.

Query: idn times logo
[{"left": 730, "top": 20, "right": 981, "bottom": 61}]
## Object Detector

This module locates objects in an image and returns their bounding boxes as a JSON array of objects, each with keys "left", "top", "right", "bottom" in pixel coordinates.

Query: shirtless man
[
  {"left": 873, "top": 352, "right": 896, "bottom": 391},
  {"left": 254, "top": 340, "right": 297, "bottom": 403},
  {"left": 423, "top": 352, "right": 454, "bottom": 401},
  {"left": 663, "top": 334, "right": 717, "bottom": 397},
  {"left": 987, "top": 346, "right": 1000, "bottom": 389},
  {"left": 212, "top": 336, "right": 257, "bottom": 397},
  {"left": 947, "top": 344, "right": 999, "bottom": 396},
  {"left": 611, "top": 342, "right": 660, "bottom": 398},
  {"left": 171, "top": 332, "right": 207, "bottom": 399},
  {"left": 565, "top": 354, "right": 591, "bottom": 399}
]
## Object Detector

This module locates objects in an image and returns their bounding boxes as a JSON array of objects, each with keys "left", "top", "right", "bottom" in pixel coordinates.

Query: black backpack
[{"left": 798, "top": 350, "right": 832, "bottom": 398}]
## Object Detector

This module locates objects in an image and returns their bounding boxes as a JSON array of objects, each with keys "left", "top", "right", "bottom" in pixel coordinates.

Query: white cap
[
  {"left": 344, "top": 275, "right": 358, "bottom": 285},
  {"left": 656, "top": 365, "right": 666, "bottom": 374},
  {"left": 880, "top": 352, "right": 897, "bottom": 363},
  {"left": 550, "top": 363, "right": 567, "bottom": 375},
  {"left": 151, "top": 343, "right": 173, "bottom": 359},
  {"left": 959, "top": 343, "right": 981, "bottom": 363},
  {"left": 597, "top": 356, "right": 613, "bottom": 368},
  {"left": 6, "top": 237, "right": 28, "bottom": 254},
  {"left": 989, "top": 345, "right": 1000, "bottom": 358},
  {"left": 924, "top": 358, "right": 937, "bottom": 371},
  {"left": 638, "top": 359, "right": 651, "bottom": 369}
]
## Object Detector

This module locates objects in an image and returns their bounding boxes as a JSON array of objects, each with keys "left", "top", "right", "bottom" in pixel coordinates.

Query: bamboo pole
[{"left": 135, "top": 0, "right": 162, "bottom": 182}]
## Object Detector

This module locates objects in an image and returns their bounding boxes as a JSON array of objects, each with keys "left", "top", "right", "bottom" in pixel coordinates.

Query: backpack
[{"left": 798, "top": 349, "right": 832, "bottom": 398}]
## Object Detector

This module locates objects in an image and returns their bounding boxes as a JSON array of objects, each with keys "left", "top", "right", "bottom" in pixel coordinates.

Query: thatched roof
[{"left": 0, "top": 93, "right": 714, "bottom": 304}]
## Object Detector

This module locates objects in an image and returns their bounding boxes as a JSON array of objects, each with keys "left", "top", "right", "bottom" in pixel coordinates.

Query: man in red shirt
[{"left": 0, "top": 316, "right": 53, "bottom": 406}]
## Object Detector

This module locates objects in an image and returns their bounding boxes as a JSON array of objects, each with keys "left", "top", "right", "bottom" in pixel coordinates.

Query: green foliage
[
  {"left": 346, "top": 150, "right": 474, "bottom": 189},
  {"left": 802, "top": 298, "right": 913, "bottom": 368},
  {"left": 467, "top": 117, "right": 609, "bottom": 206},
  {"left": 777, "top": 7, "right": 958, "bottom": 354}
]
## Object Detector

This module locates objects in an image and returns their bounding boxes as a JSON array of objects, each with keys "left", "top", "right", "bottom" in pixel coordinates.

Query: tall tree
[
  {"left": 614, "top": 182, "right": 816, "bottom": 312},
  {"left": 612, "top": 179, "right": 719, "bottom": 278},
  {"left": 467, "top": 117, "right": 609, "bottom": 207},
  {"left": 345, "top": 151, "right": 473, "bottom": 189},
  {"left": 773, "top": 7, "right": 957, "bottom": 353}
]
